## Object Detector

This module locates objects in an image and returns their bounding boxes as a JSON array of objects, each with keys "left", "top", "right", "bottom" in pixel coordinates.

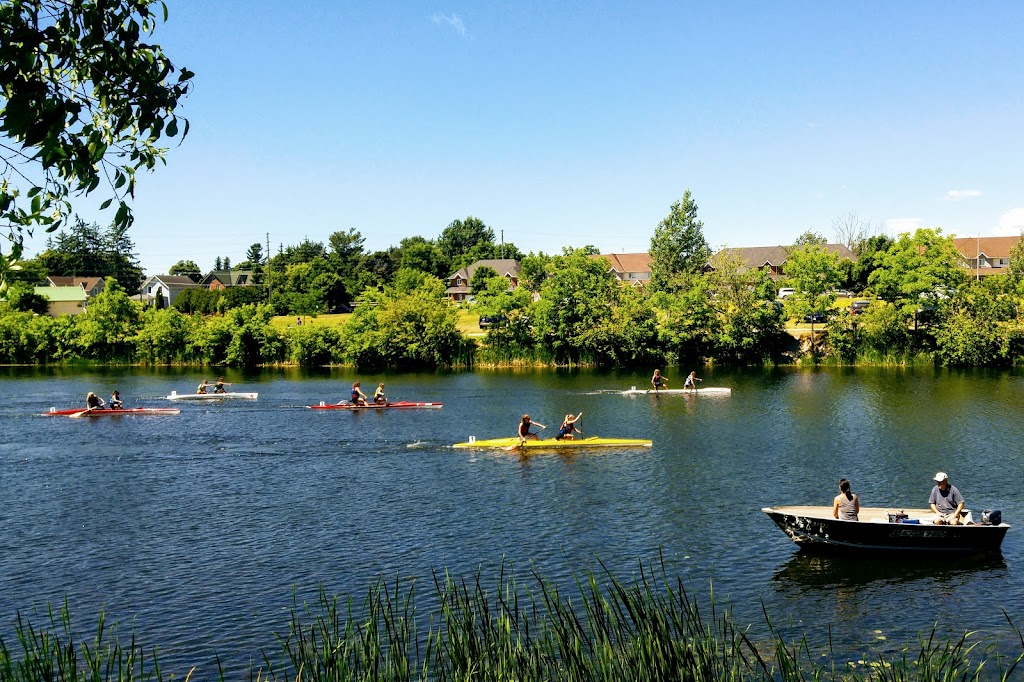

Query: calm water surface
[{"left": 2, "top": 366, "right": 1023, "bottom": 675}]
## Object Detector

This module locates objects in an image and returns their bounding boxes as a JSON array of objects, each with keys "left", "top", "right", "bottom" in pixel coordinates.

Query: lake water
[{"left": 2, "top": 366, "right": 1023, "bottom": 675}]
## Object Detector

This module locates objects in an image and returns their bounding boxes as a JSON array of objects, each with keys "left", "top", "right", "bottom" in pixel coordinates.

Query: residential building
[
  {"left": 707, "top": 244, "right": 856, "bottom": 279},
  {"left": 45, "top": 276, "right": 105, "bottom": 298},
  {"left": 202, "top": 269, "right": 256, "bottom": 290},
  {"left": 137, "top": 275, "right": 202, "bottom": 307},
  {"left": 952, "top": 236, "right": 1021, "bottom": 278},
  {"left": 446, "top": 259, "right": 521, "bottom": 301},
  {"left": 33, "top": 286, "right": 88, "bottom": 316},
  {"left": 592, "top": 253, "right": 651, "bottom": 286}
]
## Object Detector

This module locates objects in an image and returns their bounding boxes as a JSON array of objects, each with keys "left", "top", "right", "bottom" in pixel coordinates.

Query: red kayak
[
  {"left": 42, "top": 407, "right": 181, "bottom": 417},
  {"left": 309, "top": 401, "right": 442, "bottom": 410}
]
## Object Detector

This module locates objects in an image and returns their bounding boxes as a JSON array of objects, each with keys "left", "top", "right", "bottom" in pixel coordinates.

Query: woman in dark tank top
[{"left": 832, "top": 478, "right": 859, "bottom": 521}]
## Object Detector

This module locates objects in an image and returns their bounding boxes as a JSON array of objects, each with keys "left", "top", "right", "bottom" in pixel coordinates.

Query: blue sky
[{"left": 24, "top": 1, "right": 1024, "bottom": 274}]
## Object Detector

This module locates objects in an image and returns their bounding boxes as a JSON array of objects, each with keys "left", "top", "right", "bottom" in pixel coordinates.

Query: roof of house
[
  {"left": 448, "top": 259, "right": 522, "bottom": 282},
  {"left": 593, "top": 253, "right": 651, "bottom": 273},
  {"left": 143, "top": 275, "right": 202, "bottom": 288},
  {"left": 951, "top": 235, "right": 1022, "bottom": 259},
  {"left": 46, "top": 276, "right": 104, "bottom": 291},
  {"left": 202, "top": 270, "right": 255, "bottom": 286},
  {"left": 34, "top": 286, "right": 88, "bottom": 302},
  {"left": 714, "top": 243, "right": 856, "bottom": 268}
]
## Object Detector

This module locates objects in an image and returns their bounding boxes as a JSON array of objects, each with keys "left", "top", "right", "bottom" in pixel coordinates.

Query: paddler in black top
[
  {"left": 86, "top": 392, "right": 106, "bottom": 409},
  {"left": 373, "top": 383, "right": 387, "bottom": 405},
  {"left": 350, "top": 381, "right": 369, "bottom": 406},
  {"left": 213, "top": 377, "right": 230, "bottom": 394},
  {"left": 651, "top": 369, "right": 667, "bottom": 391},
  {"left": 517, "top": 414, "right": 544, "bottom": 444},
  {"left": 110, "top": 390, "right": 124, "bottom": 410}
]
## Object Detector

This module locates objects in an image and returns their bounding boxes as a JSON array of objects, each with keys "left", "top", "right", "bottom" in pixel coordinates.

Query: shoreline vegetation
[{"left": 3, "top": 560, "right": 1022, "bottom": 681}]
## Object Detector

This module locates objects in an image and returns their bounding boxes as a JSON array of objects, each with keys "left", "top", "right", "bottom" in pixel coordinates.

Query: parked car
[
  {"left": 803, "top": 312, "right": 827, "bottom": 323},
  {"left": 777, "top": 287, "right": 796, "bottom": 299},
  {"left": 827, "top": 289, "right": 852, "bottom": 297},
  {"left": 479, "top": 316, "right": 507, "bottom": 329},
  {"left": 850, "top": 300, "right": 870, "bottom": 315}
]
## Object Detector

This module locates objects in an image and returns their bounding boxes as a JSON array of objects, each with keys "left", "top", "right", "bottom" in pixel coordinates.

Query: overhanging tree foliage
[{"left": 1, "top": 0, "right": 193, "bottom": 264}]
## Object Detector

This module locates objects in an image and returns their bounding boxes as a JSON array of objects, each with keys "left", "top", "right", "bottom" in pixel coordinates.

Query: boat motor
[{"left": 981, "top": 510, "right": 1002, "bottom": 526}]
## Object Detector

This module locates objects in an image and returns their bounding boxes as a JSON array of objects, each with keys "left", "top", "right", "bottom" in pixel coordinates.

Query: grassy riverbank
[{"left": 4, "top": 561, "right": 1022, "bottom": 681}]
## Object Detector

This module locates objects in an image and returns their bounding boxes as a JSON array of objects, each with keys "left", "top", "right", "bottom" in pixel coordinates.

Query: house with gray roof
[{"left": 446, "top": 259, "right": 522, "bottom": 301}]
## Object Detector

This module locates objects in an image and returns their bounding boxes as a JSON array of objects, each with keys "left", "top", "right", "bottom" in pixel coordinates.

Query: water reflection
[{"left": 772, "top": 551, "right": 1007, "bottom": 591}]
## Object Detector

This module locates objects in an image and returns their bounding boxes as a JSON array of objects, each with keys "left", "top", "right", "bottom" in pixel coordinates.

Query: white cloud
[
  {"left": 993, "top": 208, "right": 1024, "bottom": 236},
  {"left": 431, "top": 13, "right": 467, "bottom": 36},
  {"left": 884, "top": 217, "right": 924, "bottom": 236},
  {"left": 944, "top": 189, "right": 983, "bottom": 201}
]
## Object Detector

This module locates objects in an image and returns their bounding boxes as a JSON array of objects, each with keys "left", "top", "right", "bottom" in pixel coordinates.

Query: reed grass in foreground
[{"left": 3, "top": 560, "right": 1023, "bottom": 681}]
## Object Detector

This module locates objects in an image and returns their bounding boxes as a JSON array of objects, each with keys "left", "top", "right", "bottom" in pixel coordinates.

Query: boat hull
[
  {"left": 43, "top": 408, "right": 181, "bottom": 417},
  {"left": 453, "top": 436, "right": 652, "bottom": 449},
  {"left": 763, "top": 505, "right": 1009, "bottom": 554},
  {"left": 309, "top": 401, "right": 442, "bottom": 410},
  {"left": 622, "top": 387, "right": 731, "bottom": 395},
  {"left": 167, "top": 391, "right": 258, "bottom": 400}
]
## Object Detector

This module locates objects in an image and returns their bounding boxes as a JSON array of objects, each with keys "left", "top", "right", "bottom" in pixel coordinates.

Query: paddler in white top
[
  {"left": 684, "top": 371, "right": 702, "bottom": 391},
  {"left": 373, "top": 383, "right": 387, "bottom": 405},
  {"left": 196, "top": 379, "right": 210, "bottom": 394}
]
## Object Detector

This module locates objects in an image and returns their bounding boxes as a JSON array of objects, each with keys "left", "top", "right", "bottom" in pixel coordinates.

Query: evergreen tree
[{"left": 648, "top": 190, "right": 711, "bottom": 292}]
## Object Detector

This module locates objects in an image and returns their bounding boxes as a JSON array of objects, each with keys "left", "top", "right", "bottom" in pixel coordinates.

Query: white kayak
[
  {"left": 166, "top": 390, "right": 259, "bottom": 400},
  {"left": 622, "top": 386, "right": 732, "bottom": 396}
]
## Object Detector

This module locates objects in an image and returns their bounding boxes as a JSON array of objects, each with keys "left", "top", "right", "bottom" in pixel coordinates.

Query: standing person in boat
[
  {"left": 196, "top": 379, "right": 210, "bottom": 394},
  {"left": 683, "top": 371, "right": 702, "bottom": 391},
  {"left": 929, "top": 472, "right": 967, "bottom": 525},
  {"left": 517, "top": 414, "right": 545, "bottom": 444},
  {"left": 85, "top": 392, "right": 106, "bottom": 410},
  {"left": 373, "top": 383, "right": 387, "bottom": 405},
  {"left": 213, "top": 377, "right": 230, "bottom": 394},
  {"left": 832, "top": 478, "right": 859, "bottom": 521},
  {"left": 651, "top": 369, "right": 667, "bottom": 391},
  {"left": 109, "top": 390, "right": 124, "bottom": 410},
  {"left": 349, "top": 381, "right": 369, "bottom": 406},
  {"left": 555, "top": 412, "right": 583, "bottom": 441}
]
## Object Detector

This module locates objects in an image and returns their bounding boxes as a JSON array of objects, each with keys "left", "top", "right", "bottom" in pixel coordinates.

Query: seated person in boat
[
  {"left": 373, "top": 383, "right": 387, "bottom": 405},
  {"left": 684, "top": 371, "right": 702, "bottom": 390},
  {"left": 350, "top": 381, "right": 369, "bottom": 406},
  {"left": 518, "top": 414, "right": 543, "bottom": 442},
  {"left": 832, "top": 478, "right": 859, "bottom": 521},
  {"left": 214, "top": 377, "right": 230, "bottom": 394},
  {"left": 110, "top": 390, "right": 124, "bottom": 410},
  {"left": 555, "top": 412, "right": 582, "bottom": 440},
  {"left": 86, "top": 392, "right": 106, "bottom": 409},
  {"left": 929, "top": 472, "right": 966, "bottom": 525},
  {"left": 651, "top": 370, "right": 667, "bottom": 390},
  {"left": 197, "top": 379, "right": 210, "bottom": 394}
]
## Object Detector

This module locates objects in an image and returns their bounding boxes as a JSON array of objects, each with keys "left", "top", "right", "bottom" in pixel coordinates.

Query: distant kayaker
[
  {"left": 86, "top": 392, "right": 106, "bottom": 409},
  {"left": 651, "top": 369, "right": 667, "bottom": 391},
  {"left": 350, "top": 381, "right": 369, "bottom": 406},
  {"left": 832, "top": 478, "right": 859, "bottom": 521},
  {"left": 373, "top": 383, "right": 387, "bottom": 405},
  {"left": 196, "top": 379, "right": 210, "bottom": 394},
  {"left": 684, "top": 371, "right": 702, "bottom": 390},
  {"left": 214, "top": 377, "right": 230, "bottom": 394},
  {"left": 555, "top": 412, "right": 583, "bottom": 441},
  {"left": 110, "top": 390, "right": 124, "bottom": 410},
  {"left": 517, "top": 414, "right": 545, "bottom": 444}
]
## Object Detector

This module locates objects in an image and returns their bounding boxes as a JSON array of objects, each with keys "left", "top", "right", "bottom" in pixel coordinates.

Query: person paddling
[
  {"left": 555, "top": 412, "right": 583, "bottom": 441},
  {"left": 517, "top": 414, "right": 545, "bottom": 445},
  {"left": 683, "top": 371, "right": 702, "bottom": 391},
  {"left": 86, "top": 392, "right": 106, "bottom": 410},
  {"left": 651, "top": 369, "right": 667, "bottom": 392},
  {"left": 196, "top": 379, "right": 210, "bottom": 394},
  {"left": 110, "top": 390, "right": 124, "bottom": 410},
  {"left": 373, "top": 383, "right": 387, "bottom": 405},
  {"left": 213, "top": 377, "right": 230, "bottom": 394},
  {"left": 350, "top": 381, "right": 369, "bottom": 406}
]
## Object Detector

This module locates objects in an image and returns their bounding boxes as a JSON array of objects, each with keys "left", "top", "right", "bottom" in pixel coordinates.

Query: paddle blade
[{"left": 68, "top": 409, "right": 90, "bottom": 419}]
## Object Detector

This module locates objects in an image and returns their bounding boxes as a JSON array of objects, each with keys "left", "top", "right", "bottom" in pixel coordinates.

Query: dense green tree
[
  {"left": 134, "top": 306, "right": 196, "bottom": 364},
  {"left": 782, "top": 243, "right": 843, "bottom": 336},
  {"left": 648, "top": 189, "right": 711, "bottom": 293},
  {"left": 474, "top": 276, "right": 535, "bottom": 359},
  {"left": 169, "top": 259, "right": 202, "bottom": 280},
  {"left": 868, "top": 228, "right": 965, "bottom": 308},
  {"left": 654, "top": 277, "right": 721, "bottom": 365},
  {"left": 438, "top": 216, "right": 495, "bottom": 262},
  {"left": 2, "top": 281, "right": 48, "bottom": 314},
  {"left": 355, "top": 249, "right": 400, "bottom": 292},
  {"left": 850, "top": 234, "right": 893, "bottom": 292},
  {"left": 286, "top": 324, "right": 343, "bottom": 366},
  {"left": 398, "top": 237, "right": 448, "bottom": 279},
  {"left": 75, "top": 276, "right": 140, "bottom": 360},
  {"left": 1, "top": 0, "right": 192, "bottom": 258},
  {"left": 704, "top": 250, "right": 786, "bottom": 364},
  {"left": 469, "top": 266, "right": 500, "bottom": 294},
  {"left": 792, "top": 230, "right": 827, "bottom": 246},
  {"left": 245, "top": 243, "right": 265, "bottom": 267},
  {"left": 1007, "top": 232, "right": 1024, "bottom": 287}
]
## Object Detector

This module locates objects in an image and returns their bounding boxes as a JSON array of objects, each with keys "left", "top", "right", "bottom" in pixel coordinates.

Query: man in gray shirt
[{"left": 929, "top": 472, "right": 966, "bottom": 525}]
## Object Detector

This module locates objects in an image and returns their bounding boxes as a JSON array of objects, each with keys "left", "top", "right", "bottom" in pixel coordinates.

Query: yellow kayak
[{"left": 453, "top": 436, "right": 652, "bottom": 449}]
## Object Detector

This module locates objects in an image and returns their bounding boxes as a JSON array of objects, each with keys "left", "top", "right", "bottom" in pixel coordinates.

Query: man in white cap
[{"left": 928, "top": 472, "right": 966, "bottom": 525}]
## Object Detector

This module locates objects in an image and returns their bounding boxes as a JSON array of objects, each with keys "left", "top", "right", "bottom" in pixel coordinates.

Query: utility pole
[
  {"left": 501, "top": 229, "right": 505, "bottom": 259},
  {"left": 266, "top": 232, "right": 272, "bottom": 303}
]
